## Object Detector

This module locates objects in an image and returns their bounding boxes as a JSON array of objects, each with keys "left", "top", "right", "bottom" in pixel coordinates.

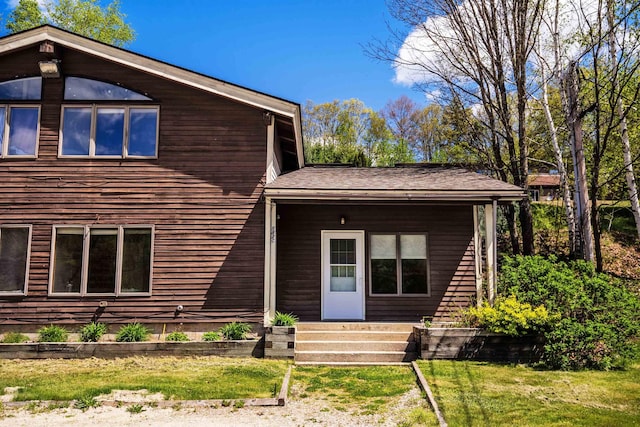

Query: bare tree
[{"left": 375, "top": 0, "right": 545, "bottom": 254}]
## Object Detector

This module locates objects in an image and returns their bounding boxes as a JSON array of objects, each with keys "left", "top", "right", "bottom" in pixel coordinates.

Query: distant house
[
  {"left": 0, "top": 26, "right": 524, "bottom": 331},
  {"left": 528, "top": 173, "right": 561, "bottom": 201}
]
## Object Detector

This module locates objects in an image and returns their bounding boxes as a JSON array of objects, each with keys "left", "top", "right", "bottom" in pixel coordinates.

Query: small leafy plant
[
  {"left": 1, "top": 332, "right": 30, "bottom": 343},
  {"left": 37, "top": 325, "right": 69, "bottom": 342},
  {"left": 462, "top": 295, "right": 551, "bottom": 336},
  {"left": 74, "top": 395, "right": 100, "bottom": 412},
  {"left": 165, "top": 331, "right": 190, "bottom": 342},
  {"left": 272, "top": 311, "right": 298, "bottom": 327},
  {"left": 126, "top": 403, "right": 145, "bottom": 414},
  {"left": 79, "top": 322, "right": 107, "bottom": 342},
  {"left": 202, "top": 331, "right": 222, "bottom": 341},
  {"left": 115, "top": 322, "right": 150, "bottom": 342},
  {"left": 219, "top": 322, "right": 252, "bottom": 340}
]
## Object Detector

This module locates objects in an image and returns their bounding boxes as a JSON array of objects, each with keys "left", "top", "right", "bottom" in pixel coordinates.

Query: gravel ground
[{"left": 0, "top": 385, "right": 432, "bottom": 427}]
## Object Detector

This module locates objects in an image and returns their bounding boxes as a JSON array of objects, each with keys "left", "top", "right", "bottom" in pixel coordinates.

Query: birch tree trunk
[{"left": 607, "top": 0, "right": 640, "bottom": 240}]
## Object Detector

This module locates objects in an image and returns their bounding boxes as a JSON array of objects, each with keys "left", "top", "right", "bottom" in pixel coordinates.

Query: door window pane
[
  {"left": 330, "top": 239, "right": 355, "bottom": 264},
  {"left": 121, "top": 229, "right": 151, "bottom": 293},
  {"left": 95, "top": 108, "right": 124, "bottom": 156},
  {"left": 128, "top": 108, "right": 158, "bottom": 156},
  {"left": 87, "top": 229, "right": 117, "bottom": 293},
  {"left": 52, "top": 228, "right": 83, "bottom": 293},
  {"left": 330, "top": 265, "right": 356, "bottom": 292},
  {"left": 0, "top": 227, "right": 29, "bottom": 292},
  {"left": 62, "top": 107, "right": 91, "bottom": 155},
  {"left": 8, "top": 107, "right": 38, "bottom": 155}
]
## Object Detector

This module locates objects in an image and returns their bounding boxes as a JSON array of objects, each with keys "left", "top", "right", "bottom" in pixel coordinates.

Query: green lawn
[
  {"left": 417, "top": 360, "right": 640, "bottom": 426},
  {"left": 0, "top": 356, "right": 289, "bottom": 401}
]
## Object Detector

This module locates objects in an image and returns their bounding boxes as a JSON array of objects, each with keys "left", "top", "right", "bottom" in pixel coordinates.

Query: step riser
[
  {"left": 296, "top": 332, "right": 413, "bottom": 342},
  {"left": 296, "top": 322, "right": 417, "bottom": 332},
  {"left": 296, "top": 341, "right": 417, "bottom": 352},
  {"left": 295, "top": 352, "right": 418, "bottom": 363}
]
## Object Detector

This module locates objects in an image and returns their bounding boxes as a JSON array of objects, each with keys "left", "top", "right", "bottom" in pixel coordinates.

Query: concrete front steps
[{"left": 294, "top": 322, "right": 419, "bottom": 365}]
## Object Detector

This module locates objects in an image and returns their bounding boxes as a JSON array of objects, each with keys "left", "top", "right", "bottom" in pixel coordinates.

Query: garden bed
[
  {"left": 414, "top": 327, "right": 544, "bottom": 363},
  {"left": 0, "top": 339, "right": 264, "bottom": 359}
]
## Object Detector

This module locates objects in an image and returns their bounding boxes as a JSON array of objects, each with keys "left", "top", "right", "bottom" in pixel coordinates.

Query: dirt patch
[{"left": 0, "top": 387, "right": 429, "bottom": 427}]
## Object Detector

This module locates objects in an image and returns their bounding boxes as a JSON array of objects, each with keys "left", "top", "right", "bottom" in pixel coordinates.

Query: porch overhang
[{"left": 262, "top": 165, "right": 527, "bottom": 325}]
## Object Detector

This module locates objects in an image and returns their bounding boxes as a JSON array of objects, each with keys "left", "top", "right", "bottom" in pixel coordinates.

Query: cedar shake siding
[
  {"left": 275, "top": 204, "right": 476, "bottom": 322},
  {"left": 0, "top": 39, "right": 275, "bottom": 327}
]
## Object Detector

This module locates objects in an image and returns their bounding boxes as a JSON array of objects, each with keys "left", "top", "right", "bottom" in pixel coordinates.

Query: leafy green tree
[
  {"left": 5, "top": 0, "right": 45, "bottom": 33},
  {"left": 3, "top": 0, "right": 134, "bottom": 47}
]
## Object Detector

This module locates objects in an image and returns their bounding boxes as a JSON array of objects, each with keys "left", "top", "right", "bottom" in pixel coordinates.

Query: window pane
[
  {"left": 402, "top": 259, "right": 428, "bottom": 294},
  {"left": 0, "top": 77, "right": 42, "bottom": 100},
  {"left": 128, "top": 109, "right": 158, "bottom": 156},
  {"left": 371, "top": 235, "right": 396, "bottom": 259},
  {"left": 330, "top": 239, "right": 355, "bottom": 265},
  {"left": 95, "top": 108, "right": 124, "bottom": 156},
  {"left": 64, "top": 77, "right": 151, "bottom": 101},
  {"left": 371, "top": 259, "right": 397, "bottom": 294},
  {"left": 62, "top": 107, "right": 91, "bottom": 155},
  {"left": 0, "top": 228, "right": 29, "bottom": 292},
  {"left": 52, "top": 228, "right": 83, "bottom": 293},
  {"left": 401, "top": 235, "right": 427, "bottom": 259},
  {"left": 87, "top": 229, "right": 117, "bottom": 293},
  {"left": 8, "top": 107, "right": 38, "bottom": 155},
  {"left": 121, "top": 229, "right": 151, "bottom": 293},
  {"left": 330, "top": 265, "right": 356, "bottom": 292}
]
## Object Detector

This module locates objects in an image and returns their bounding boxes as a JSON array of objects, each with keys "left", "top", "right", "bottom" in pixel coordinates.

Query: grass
[
  {"left": 0, "top": 356, "right": 290, "bottom": 401},
  {"left": 417, "top": 360, "right": 640, "bottom": 426},
  {"left": 292, "top": 365, "right": 432, "bottom": 418}
]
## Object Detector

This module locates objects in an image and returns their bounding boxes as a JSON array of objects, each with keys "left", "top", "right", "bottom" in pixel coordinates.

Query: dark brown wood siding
[
  {"left": 275, "top": 204, "right": 476, "bottom": 322},
  {"left": 0, "top": 44, "right": 267, "bottom": 328}
]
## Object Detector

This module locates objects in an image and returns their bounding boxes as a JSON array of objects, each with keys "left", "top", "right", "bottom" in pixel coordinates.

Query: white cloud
[{"left": 393, "top": 0, "right": 603, "bottom": 87}]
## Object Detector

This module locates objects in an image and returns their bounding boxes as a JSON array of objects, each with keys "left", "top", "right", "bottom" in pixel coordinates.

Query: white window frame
[
  {"left": 0, "top": 224, "right": 32, "bottom": 295},
  {"left": 48, "top": 225, "right": 154, "bottom": 296},
  {"left": 369, "top": 232, "right": 430, "bottom": 297},
  {"left": 0, "top": 104, "right": 41, "bottom": 159},
  {"left": 59, "top": 105, "right": 159, "bottom": 159}
]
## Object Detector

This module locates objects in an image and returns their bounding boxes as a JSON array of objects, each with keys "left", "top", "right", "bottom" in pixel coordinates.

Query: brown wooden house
[{"left": 0, "top": 26, "right": 524, "bottom": 332}]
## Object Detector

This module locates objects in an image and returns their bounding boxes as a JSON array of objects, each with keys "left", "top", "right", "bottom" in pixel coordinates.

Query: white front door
[{"left": 321, "top": 230, "right": 365, "bottom": 320}]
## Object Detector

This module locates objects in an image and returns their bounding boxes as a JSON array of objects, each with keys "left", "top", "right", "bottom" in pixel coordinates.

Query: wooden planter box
[
  {"left": 263, "top": 326, "right": 296, "bottom": 359},
  {"left": 0, "top": 340, "right": 264, "bottom": 359},
  {"left": 414, "top": 327, "right": 544, "bottom": 363}
]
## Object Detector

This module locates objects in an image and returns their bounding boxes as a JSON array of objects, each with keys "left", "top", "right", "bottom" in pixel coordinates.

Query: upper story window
[
  {"left": 60, "top": 77, "right": 158, "bottom": 158},
  {"left": 0, "top": 77, "right": 42, "bottom": 158},
  {"left": 0, "top": 77, "right": 42, "bottom": 101}
]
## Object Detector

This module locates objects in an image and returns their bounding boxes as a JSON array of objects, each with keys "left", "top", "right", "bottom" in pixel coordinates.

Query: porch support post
[
  {"left": 484, "top": 200, "right": 498, "bottom": 305},
  {"left": 263, "top": 197, "right": 277, "bottom": 325},
  {"left": 473, "top": 205, "right": 483, "bottom": 306}
]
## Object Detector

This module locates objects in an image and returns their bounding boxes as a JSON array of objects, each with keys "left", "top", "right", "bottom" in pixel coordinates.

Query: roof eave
[{"left": 264, "top": 189, "right": 527, "bottom": 202}]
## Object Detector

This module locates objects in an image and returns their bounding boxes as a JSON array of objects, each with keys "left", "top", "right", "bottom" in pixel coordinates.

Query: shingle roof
[
  {"left": 528, "top": 173, "right": 562, "bottom": 187},
  {"left": 265, "top": 166, "right": 525, "bottom": 202}
]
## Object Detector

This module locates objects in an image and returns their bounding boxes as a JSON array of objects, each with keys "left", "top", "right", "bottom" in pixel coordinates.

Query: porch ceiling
[{"left": 265, "top": 165, "right": 526, "bottom": 202}]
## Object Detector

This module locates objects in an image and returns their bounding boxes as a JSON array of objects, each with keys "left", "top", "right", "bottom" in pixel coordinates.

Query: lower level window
[
  {"left": 51, "top": 226, "right": 152, "bottom": 295},
  {"left": 0, "top": 225, "right": 31, "bottom": 294},
  {"left": 370, "top": 233, "right": 429, "bottom": 295}
]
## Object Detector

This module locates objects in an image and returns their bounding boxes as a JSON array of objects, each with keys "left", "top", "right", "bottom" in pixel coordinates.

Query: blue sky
[{"left": 1, "top": 0, "right": 427, "bottom": 111}]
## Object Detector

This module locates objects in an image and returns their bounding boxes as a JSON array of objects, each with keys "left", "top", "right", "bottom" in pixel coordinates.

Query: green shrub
[
  {"left": 272, "top": 311, "right": 298, "bottom": 327},
  {"left": 1, "top": 332, "right": 30, "bottom": 343},
  {"left": 79, "top": 322, "right": 107, "bottom": 342},
  {"left": 499, "top": 255, "right": 640, "bottom": 370},
  {"left": 37, "top": 325, "right": 69, "bottom": 342},
  {"left": 202, "top": 331, "right": 222, "bottom": 341},
  {"left": 165, "top": 331, "right": 190, "bottom": 342},
  {"left": 115, "top": 322, "right": 150, "bottom": 342},
  {"left": 219, "top": 322, "right": 252, "bottom": 340},
  {"left": 463, "top": 295, "right": 551, "bottom": 336}
]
